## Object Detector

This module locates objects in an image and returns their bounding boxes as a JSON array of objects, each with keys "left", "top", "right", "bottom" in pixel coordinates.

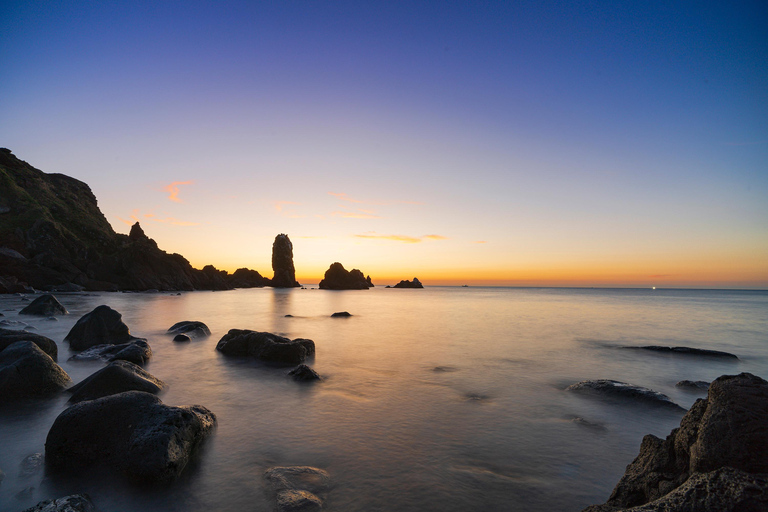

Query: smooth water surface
[{"left": 1, "top": 287, "right": 766, "bottom": 511}]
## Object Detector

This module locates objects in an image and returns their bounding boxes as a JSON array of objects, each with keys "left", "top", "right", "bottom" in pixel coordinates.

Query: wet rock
[
  {"left": 289, "top": 364, "right": 321, "bottom": 382},
  {"left": 68, "top": 339, "right": 152, "bottom": 365},
  {"left": 216, "top": 329, "right": 315, "bottom": 364},
  {"left": 173, "top": 334, "right": 191, "bottom": 342},
  {"left": 566, "top": 379, "right": 684, "bottom": 410},
  {"left": 570, "top": 417, "right": 608, "bottom": 432},
  {"left": 265, "top": 466, "right": 330, "bottom": 512},
  {"left": 22, "top": 493, "right": 96, "bottom": 512},
  {"left": 64, "top": 305, "right": 140, "bottom": 351},
  {"left": 318, "top": 262, "right": 372, "bottom": 290},
  {"left": 393, "top": 277, "right": 423, "bottom": 288},
  {"left": 19, "top": 294, "right": 68, "bottom": 316},
  {"left": 45, "top": 391, "right": 216, "bottom": 483},
  {"left": 67, "top": 360, "right": 165, "bottom": 403},
  {"left": 624, "top": 346, "right": 738, "bottom": 359},
  {"left": 275, "top": 489, "right": 323, "bottom": 512},
  {"left": 582, "top": 373, "right": 768, "bottom": 511},
  {"left": 331, "top": 311, "right": 352, "bottom": 317},
  {"left": 167, "top": 320, "right": 210, "bottom": 339},
  {"left": 676, "top": 380, "right": 710, "bottom": 391},
  {"left": 0, "top": 319, "right": 28, "bottom": 329},
  {"left": 20, "top": 453, "right": 45, "bottom": 477},
  {"left": 0, "top": 327, "right": 58, "bottom": 359},
  {"left": 0, "top": 341, "right": 70, "bottom": 402},
  {"left": 271, "top": 234, "right": 300, "bottom": 288}
]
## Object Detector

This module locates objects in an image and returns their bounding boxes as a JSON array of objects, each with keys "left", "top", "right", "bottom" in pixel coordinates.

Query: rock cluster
[
  {"left": 0, "top": 327, "right": 58, "bottom": 359},
  {"left": 318, "top": 262, "right": 373, "bottom": 290},
  {"left": 22, "top": 493, "right": 96, "bottom": 512},
  {"left": 582, "top": 372, "right": 768, "bottom": 511},
  {"left": 271, "top": 234, "right": 300, "bottom": 288},
  {"left": 65, "top": 305, "right": 152, "bottom": 364},
  {"left": 393, "top": 277, "right": 423, "bottom": 288},
  {"left": 216, "top": 329, "right": 315, "bottom": 364}
]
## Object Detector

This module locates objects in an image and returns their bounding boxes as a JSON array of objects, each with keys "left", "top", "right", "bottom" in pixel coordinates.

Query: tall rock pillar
[{"left": 271, "top": 234, "right": 300, "bottom": 288}]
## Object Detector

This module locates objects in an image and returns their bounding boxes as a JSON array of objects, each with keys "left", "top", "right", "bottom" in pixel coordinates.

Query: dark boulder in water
[
  {"left": 68, "top": 339, "right": 152, "bottom": 366},
  {"left": 566, "top": 379, "right": 684, "bottom": 410},
  {"left": 288, "top": 364, "right": 321, "bottom": 382},
  {"left": 0, "top": 327, "right": 58, "bottom": 359},
  {"left": 318, "top": 262, "right": 372, "bottom": 290},
  {"left": 624, "top": 345, "right": 738, "bottom": 359},
  {"left": 22, "top": 494, "right": 96, "bottom": 512},
  {"left": 393, "top": 277, "right": 423, "bottom": 288},
  {"left": 0, "top": 341, "right": 70, "bottom": 402},
  {"left": 173, "top": 334, "right": 191, "bottom": 342},
  {"left": 45, "top": 391, "right": 216, "bottom": 483},
  {"left": 19, "top": 453, "right": 45, "bottom": 477},
  {"left": 271, "top": 234, "right": 300, "bottom": 288},
  {"left": 582, "top": 372, "right": 768, "bottom": 511},
  {"left": 167, "top": 320, "right": 210, "bottom": 339},
  {"left": 64, "top": 305, "right": 139, "bottom": 351},
  {"left": 19, "top": 294, "right": 68, "bottom": 316},
  {"left": 676, "top": 380, "right": 710, "bottom": 391},
  {"left": 265, "top": 466, "right": 331, "bottom": 512},
  {"left": 331, "top": 311, "right": 352, "bottom": 317},
  {"left": 216, "top": 329, "right": 314, "bottom": 364},
  {"left": 67, "top": 360, "right": 165, "bottom": 403}
]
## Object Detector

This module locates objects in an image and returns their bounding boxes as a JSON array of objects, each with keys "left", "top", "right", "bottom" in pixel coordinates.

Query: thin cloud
[
  {"left": 273, "top": 200, "right": 301, "bottom": 212},
  {"left": 473, "top": 240, "right": 488, "bottom": 244},
  {"left": 423, "top": 234, "right": 448, "bottom": 241},
  {"left": 329, "top": 192, "right": 363, "bottom": 203},
  {"left": 163, "top": 181, "right": 194, "bottom": 203},
  {"left": 332, "top": 211, "right": 382, "bottom": 219},
  {"left": 354, "top": 233, "right": 448, "bottom": 243}
]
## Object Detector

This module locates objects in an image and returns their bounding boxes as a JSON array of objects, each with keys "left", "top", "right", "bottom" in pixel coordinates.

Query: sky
[{"left": 1, "top": 1, "right": 766, "bottom": 287}]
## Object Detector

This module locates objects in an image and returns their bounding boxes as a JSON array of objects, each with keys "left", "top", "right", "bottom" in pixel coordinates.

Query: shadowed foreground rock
[
  {"left": 566, "top": 379, "right": 685, "bottom": 410},
  {"left": 582, "top": 372, "right": 768, "bottom": 511},
  {"left": 0, "top": 327, "right": 58, "bottom": 359},
  {"left": 318, "top": 262, "right": 372, "bottom": 290},
  {"left": 22, "top": 493, "right": 95, "bottom": 512},
  {"left": 20, "top": 294, "right": 68, "bottom": 316},
  {"left": 167, "top": 320, "right": 210, "bottom": 339},
  {"left": 216, "top": 330, "right": 315, "bottom": 364},
  {"left": 67, "top": 360, "right": 165, "bottom": 403},
  {"left": 65, "top": 305, "right": 141, "bottom": 351},
  {"left": 288, "top": 364, "right": 321, "bottom": 382},
  {"left": 0, "top": 341, "right": 70, "bottom": 402},
  {"left": 46, "top": 391, "right": 216, "bottom": 483},
  {"left": 69, "top": 339, "right": 152, "bottom": 365}
]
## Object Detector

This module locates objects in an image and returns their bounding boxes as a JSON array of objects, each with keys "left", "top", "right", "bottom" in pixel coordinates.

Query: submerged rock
[
  {"left": 45, "top": 391, "right": 216, "bottom": 483},
  {"left": 265, "top": 466, "right": 330, "bottom": 512},
  {"left": 0, "top": 341, "right": 70, "bottom": 402},
  {"left": 624, "top": 346, "right": 738, "bottom": 359},
  {"left": 216, "top": 329, "right": 315, "bottom": 364},
  {"left": 167, "top": 320, "right": 210, "bottom": 339},
  {"left": 173, "top": 334, "right": 191, "bottom": 342},
  {"left": 288, "top": 364, "right": 321, "bottom": 382},
  {"left": 67, "top": 360, "right": 165, "bottom": 403},
  {"left": 65, "top": 305, "right": 140, "bottom": 351},
  {"left": 393, "top": 277, "right": 423, "bottom": 288},
  {"left": 0, "top": 327, "right": 58, "bottom": 359},
  {"left": 19, "top": 294, "right": 68, "bottom": 316},
  {"left": 22, "top": 494, "right": 96, "bottom": 512},
  {"left": 271, "top": 234, "right": 300, "bottom": 288},
  {"left": 676, "top": 380, "right": 710, "bottom": 391},
  {"left": 19, "top": 453, "right": 45, "bottom": 477},
  {"left": 275, "top": 490, "right": 323, "bottom": 512},
  {"left": 582, "top": 372, "right": 768, "bottom": 511},
  {"left": 68, "top": 339, "right": 152, "bottom": 365},
  {"left": 330, "top": 311, "right": 352, "bottom": 317},
  {"left": 318, "top": 262, "right": 372, "bottom": 290},
  {"left": 566, "top": 379, "right": 684, "bottom": 410}
]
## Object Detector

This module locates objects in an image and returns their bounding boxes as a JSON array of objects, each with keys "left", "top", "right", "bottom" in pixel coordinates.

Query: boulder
[
  {"left": 167, "top": 320, "right": 210, "bottom": 339},
  {"left": 0, "top": 327, "right": 58, "bottom": 359},
  {"left": 271, "top": 234, "right": 300, "bottom": 288},
  {"left": 288, "top": 364, "right": 322, "bottom": 382},
  {"left": 566, "top": 379, "right": 684, "bottom": 410},
  {"left": 265, "top": 466, "right": 330, "bottom": 512},
  {"left": 67, "top": 360, "right": 165, "bottom": 403},
  {"left": 624, "top": 346, "right": 738, "bottom": 359},
  {"left": 64, "top": 305, "right": 139, "bottom": 351},
  {"left": 318, "top": 262, "right": 372, "bottom": 290},
  {"left": 393, "top": 277, "right": 423, "bottom": 288},
  {"left": 582, "top": 372, "right": 768, "bottom": 511},
  {"left": 19, "top": 294, "right": 68, "bottom": 316},
  {"left": 22, "top": 494, "right": 96, "bottom": 512},
  {"left": 45, "top": 391, "right": 216, "bottom": 483},
  {"left": 20, "top": 453, "right": 45, "bottom": 477},
  {"left": 331, "top": 311, "right": 352, "bottom": 317},
  {"left": 275, "top": 490, "right": 323, "bottom": 512},
  {"left": 173, "top": 334, "right": 191, "bottom": 342},
  {"left": 0, "top": 341, "right": 70, "bottom": 402},
  {"left": 676, "top": 380, "right": 710, "bottom": 391},
  {"left": 68, "top": 339, "right": 152, "bottom": 365},
  {"left": 216, "top": 329, "right": 314, "bottom": 364}
]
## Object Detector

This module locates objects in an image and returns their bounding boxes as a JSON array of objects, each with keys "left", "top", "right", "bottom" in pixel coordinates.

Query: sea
[{"left": 1, "top": 286, "right": 766, "bottom": 511}]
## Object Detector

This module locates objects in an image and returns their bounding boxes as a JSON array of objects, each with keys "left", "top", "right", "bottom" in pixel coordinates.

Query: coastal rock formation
[
  {"left": 67, "top": 360, "right": 165, "bottom": 403},
  {"left": 22, "top": 494, "right": 96, "bottom": 512},
  {"left": 19, "top": 294, "right": 68, "bottom": 316},
  {"left": 624, "top": 346, "right": 738, "bottom": 359},
  {"left": 318, "top": 262, "right": 372, "bottom": 290},
  {"left": 167, "top": 320, "right": 211, "bottom": 339},
  {"left": 228, "top": 267, "right": 270, "bottom": 288},
  {"left": 393, "top": 277, "right": 423, "bottom": 288},
  {"left": 288, "top": 364, "right": 322, "bottom": 382},
  {"left": 271, "top": 234, "right": 300, "bottom": 288},
  {"left": 566, "top": 380, "right": 684, "bottom": 410},
  {"left": 0, "top": 327, "right": 58, "bottom": 359},
  {"left": 265, "top": 466, "right": 331, "bottom": 512},
  {"left": 216, "top": 329, "right": 315, "bottom": 364},
  {"left": 45, "top": 391, "right": 216, "bottom": 483},
  {"left": 69, "top": 339, "right": 152, "bottom": 366},
  {"left": 582, "top": 372, "right": 768, "bottom": 511},
  {"left": 65, "top": 305, "right": 139, "bottom": 351},
  {"left": 0, "top": 341, "right": 71, "bottom": 402}
]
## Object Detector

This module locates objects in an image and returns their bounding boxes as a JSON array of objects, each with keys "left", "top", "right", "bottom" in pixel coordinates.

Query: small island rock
[
  {"left": 271, "top": 234, "right": 300, "bottom": 288},
  {"left": 19, "top": 294, "right": 68, "bottom": 316},
  {"left": 318, "top": 262, "right": 372, "bottom": 290},
  {"left": 216, "top": 329, "right": 314, "bottom": 364},
  {"left": 331, "top": 311, "right": 352, "bottom": 317},
  {"left": 393, "top": 277, "right": 423, "bottom": 288}
]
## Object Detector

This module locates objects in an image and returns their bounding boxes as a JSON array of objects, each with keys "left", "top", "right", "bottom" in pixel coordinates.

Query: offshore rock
[
  {"left": 624, "top": 346, "right": 738, "bottom": 359},
  {"left": 64, "top": 305, "right": 139, "bottom": 351},
  {"left": 173, "top": 334, "right": 191, "bottom": 342},
  {"left": 0, "top": 327, "right": 58, "bottom": 359},
  {"left": 67, "top": 360, "right": 165, "bottom": 403},
  {"left": 271, "top": 234, "right": 300, "bottom": 288},
  {"left": 45, "top": 391, "right": 216, "bottom": 483},
  {"left": 676, "top": 380, "right": 710, "bottom": 391},
  {"left": 167, "top": 320, "right": 210, "bottom": 339},
  {"left": 228, "top": 267, "right": 270, "bottom": 288},
  {"left": 331, "top": 311, "right": 352, "bottom": 317},
  {"left": 265, "top": 466, "right": 330, "bottom": 512},
  {"left": 19, "top": 294, "right": 68, "bottom": 316},
  {"left": 22, "top": 494, "right": 96, "bottom": 512},
  {"left": 582, "top": 372, "right": 768, "bottom": 511},
  {"left": 318, "top": 262, "right": 372, "bottom": 290},
  {"left": 68, "top": 339, "right": 152, "bottom": 366},
  {"left": 216, "top": 329, "right": 314, "bottom": 364},
  {"left": 288, "top": 364, "right": 322, "bottom": 382},
  {"left": 20, "top": 453, "right": 45, "bottom": 477},
  {"left": 393, "top": 277, "right": 423, "bottom": 288},
  {"left": 0, "top": 341, "right": 70, "bottom": 402},
  {"left": 566, "top": 379, "right": 684, "bottom": 410}
]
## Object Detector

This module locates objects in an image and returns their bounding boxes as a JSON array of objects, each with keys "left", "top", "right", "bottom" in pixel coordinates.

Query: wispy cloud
[
  {"left": 354, "top": 232, "right": 448, "bottom": 243},
  {"left": 329, "top": 192, "right": 363, "bottom": 203},
  {"left": 273, "top": 200, "right": 301, "bottom": 212},
  {"left": 163, "top": 181, "right": 194, "bottom": 203},
  {"left": 473, "top": 240, "right": 488, "bottom": 244},
  {"left": 423, "top": 234, "right": 448, "bottom": 241},
  {"left": 332, "top": 211, "right": 382, "bottom": 219}
]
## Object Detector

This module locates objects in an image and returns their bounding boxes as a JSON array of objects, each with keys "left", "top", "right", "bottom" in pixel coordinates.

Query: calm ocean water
[{"left": 1, "top": 287, "right": 766, "bottom": 511}]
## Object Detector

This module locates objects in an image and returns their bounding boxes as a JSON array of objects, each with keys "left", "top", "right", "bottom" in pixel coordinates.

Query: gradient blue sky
[{"left": 1, "top": 1, "right": 766, "bottom": 286}]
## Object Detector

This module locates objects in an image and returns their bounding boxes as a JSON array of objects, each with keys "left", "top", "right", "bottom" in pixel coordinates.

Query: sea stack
[{"left": 271, "top": 234, "right": 300, "bottom": 288}]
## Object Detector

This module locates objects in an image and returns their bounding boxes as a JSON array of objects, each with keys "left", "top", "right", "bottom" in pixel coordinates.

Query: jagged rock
[
  {"left": 271, "top": 234, "right": 300, "bottom": 288},
  {"left": 676, "top": 380, "right": 710, "bottom": 391},
  {"left": 0, "top": 341, "right": 70, "bottom": 402},
  {"left": 173, "top": 334, "right": 191, "bottom": 342},
  {"left": 20, "top": 294, "right": 68, "bottom": 316},
  {"left": 167, "top": 320, "right": 210, "bottom": 339},
  {"left": 393, "top": 277, "right": 423, "bottom": 288},
  {"left": 566, "top": 380, "right": 684, "bottom": 410},
  {"left": 128, "top": 222, "right": 146, "bottom": 241},
  {"left": 68, "top": 339, "right": 152, "bottom": 365},
  {"left": 331, "top": 311, "right": 351, "bottom": 317},
  {"left": 22, "top": 494, "right": 96, "bottom": 512},
  {"left": 288, "top": 364, "right": 321, "bottom": 382},
  {"left": 0, "top": 327, "right": 58, "bottom": 359},
  {"left": 623, "top": 346, "right": 738, "bottom": 359},
  {"left": 45, "top": 391, "right": 216, "bottom": 483},
  {"left": 20, "top": 453, "right": 45, "bottom": 477},
  {"left": 228, "top": 267, "right": 270, "bottom": 288},
  {"left": 216, "top": 329, "right": 314, "bottom": 364},
  {"left": 64, "top": 305, "right": 139, "bottom": 351},
  {"left": 582, "top": 373, "right": 768, "bottom": 511},
  {"left": 67, "top": 360, "right": 165, "bottom": 403},
  {"left": 318, "top": 262, "right": 372, "bottom": 290}
]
